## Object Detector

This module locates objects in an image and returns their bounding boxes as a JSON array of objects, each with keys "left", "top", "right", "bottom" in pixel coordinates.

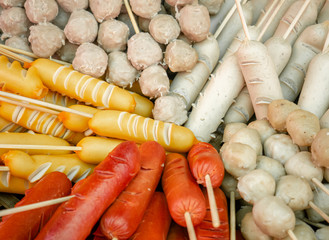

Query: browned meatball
[
  {"left": 89, "top": 0, "right": 122, "bottom": 23},
  {"left": 24, "top": 0, "right": 58, "bottom": 24},
  {"left": 28, "top": 22, "right": 65, "bottom": 58},
  {"left": 72, "top": 42, "right": 108, "bottom": 78},
  {"left": 178, "top": 4, "right": 210, "bottom": 42},
  {"left": 149, "top": 14, "right": 180, "bottom": 44},
  {"left": 130, "top": 0, "right": 161, "bottom": 18},
  {"left": 0, "top": 0, "right": 25, "bottom": 8},
  {"left": 127, "top": 32, "right": 163, "bottom": 71},
  {"left": 56, "top": 0, "right": 88, "bottom": 13},
  {"left": 64, "top": 9, "right": 98, "bottom": 45},
  {"left": 97, "top": 19, "right": 129, "bottom": 53},
  {"left": 0, "top": 7, "right": 30, "bottom": 39}
]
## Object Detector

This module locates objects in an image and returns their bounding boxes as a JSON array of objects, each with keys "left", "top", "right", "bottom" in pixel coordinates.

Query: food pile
[{"left": 0, "top": 0, "right": 328, "bottom": 239}]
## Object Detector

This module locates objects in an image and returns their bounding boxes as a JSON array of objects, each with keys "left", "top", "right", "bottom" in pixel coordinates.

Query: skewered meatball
[
  {"left": 72, "top": 42, "right": 108, "bottom": 78},
  {"left": 89, "top": 0, "right": 122, "bottom": 23},
  {"left": 165, "top": 0, "right": 194, "bottom": 7},
  {"left": 241, "top": 212, "right": 272, "bottom": 240},
  {"left": 56, "top": 41, "right": 78, "bottom": 63},
  {"left": 221, "top": 172, "right": 241, "bottom": 200},
  {"left": 306, "top": 184, "right": 329, "bottom": 222},
  {"left": 52, "top": 6, "right": 70, "bottom": 29},
  {"left": 29, "top": 22, "right": 65, "bottom": 58},
  {"left": 222, "top": 123, "right": 247, "bottom": 143},
  {"left": 0, "top": 7, "right": 30, "bottom": 39},
  {"left": 316, "top": 227, "right": 329, "bottom": 240},
  {"left": 229, "top": 127, "right": 262, "bottom": 156},
  {"left": 56, "top": 0, "right": 88, "bottom": 13},
  {"left": 97, "top": 19, "right": 129, "bottom": 53},
  {"left": 5, "top": 36, "right": 31, "bottom": 52},
  {"left": 64, "top": 9, "right": 98, "bottom": 45},
  {"left": 280, "top": 221, "right": 316, "bottom": 240},
  {"left": 311, "top": 128, "right": 329, "bottom": 168},
  {"left": 24, "top": 0, "right": 58, "bottom": 24},
  {"left": 127, "top": 32, "right": 163, "bottom": 71},
  {"left": 118, "top": 13, "right": 135, "bottom": 38},
  {"left": 247, "top": 119, "right": 276, "bottom": 144},
  {"left": 0, "top": 0, "right": 25, "bottom": 8},
  {"left": 149, "top": 14, "right": 180, "bottom": 44},
  {"left": 199, "top": 0, "right": 223, "bottom": 15},
  {"left": 106, "top": 51, "right": 138, "bottom": 88},
  {"left": 178, "top": 4, "right": 210, "bottom": 42},
  {"left": 165, "top": 39, "right": 198, "bottom": 72},
  {"left": 256, "top": 155, "right": 285, "bottom": 182},
  {"left": 130, "top": 0, "right": 161, "bottom": 18}
]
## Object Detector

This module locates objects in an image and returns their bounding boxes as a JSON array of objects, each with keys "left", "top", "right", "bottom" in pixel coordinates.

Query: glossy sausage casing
[{"left": 34, "top": 141, "right": 141, "bottom": 240}]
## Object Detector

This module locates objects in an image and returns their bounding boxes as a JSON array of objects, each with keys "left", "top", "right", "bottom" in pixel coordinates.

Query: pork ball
[
  {"left": 137, "top": 4, "right": 167, "bottom": 33},
  {"left": 279, "top": 221, "right": 316, "bottom": 240},
  {"left": 64, "top": 9, "right": 98, "bottom": 45},
  {"left": 164, "top": 39, "right": 198, "bottom": 72},
  {"left": 221, "top": 172, "right": 241, "bottom": 199},
  {"left": 0, "top": 7, "right": 30, "bottom": 39},
  {"left": 130, "top": 0, "right": 161, "bottom": 18},
  {"left": 56, "top": 0, "right": 88, "bottom": 13},
  {"left": 220, "top": 142, "right": 257, "bottom": 178},
  {"left": 127, "top": 32, "right": 163, "bottom": 71},
  {"left": 72, "top": 42, "right": 108, "bottom": 78},
  {"left": 241, "top": 212, "right": 272, "bottom": 240},
  {"left": 178, "top": 4, "right": 210, "bottom": 42},
  {"left": 118, "top": 13, "right": 135, "bottom": 38},
  {"left": 139, "top": 64, "right": 170, "bottom": 98},
  {"left": 97, "top": 19, "right": 129, "bottom": 53},
  {"left": 316, "top": 227, "right": 329, "bottom": 240},
  {"left": 324, "top": 168, "right": 329, "bottom": 182},
  {"left": 275, "top": 175, "right": 313, "bottom": 211},
  {"left": 248, "top": 119, "right": 277, "bottom": 144},
  {"left": 306, "top": 184, "right": 329, "bottom": 222},
  {"left": 24, "top": 0, "right": 58, "bottom": 24},
  {"left": 106, "top": 51, "right": 138, "bottom": 88},
  {"left": 89, "top": 0, "right": 122, "bottom": 23},
  {"left": 222, "top": 122, "right": 247, "bottom": 143},
  {"left": 229, "top": 127, "right": 262, "bottom": 156},
  {"left": 29, "top": 22, "right": 65, "bottom": 58},
  {"left": 152, "top": 95, "right": 188, "bottom": 125},
  {"left": 56, "top": 41, "right": 78, "bottom": 63},
  {"left": 253, "top": 196, "right": 295, "bottom": 239},
  {"left": 238, "top": 169, "right": 276, "bottom": 204},
  {"left": 165, "top": 0, "right": 194, "bottom": 7},
  {"left": 5, "top": 36, "right": 31, "bottom": 52},
  {"left": 149, "top": 14, "right": 180, "bottom": 44},
  {"left": 256, "top": 155, "right": 285, "bottom": 182},
  {"left": 285, "top": 151, "right": 323, "bottom": 189},
  {"left": 52, "top": 6, "right": 70, "bottom": 29},
  {"left": 0, "top": 0, "right": 24, "bottom": 8},
  {"left": 264, "top": 134, "right": 300, "bottom": 164},
  {"left": 199, "top": 0, "right": 223, "bottom": 15},
  {"left": 311, "top": 128, "right": 329, "bottom": 168}
]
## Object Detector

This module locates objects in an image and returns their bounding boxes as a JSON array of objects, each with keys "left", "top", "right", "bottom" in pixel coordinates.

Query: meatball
[
  {"left": 89, "top": 0, "right": 122, "bottom": 23},
  {"left": 127, "top": 32, "right": 163, "bottom": 71},
  {"left": 256, "top": 155, "right": 285, "bottom": 182},
  {"left": 72, "top": 42, "right": 108, "bottom": 78},
  {"left": 24, "top": 0, "right": 58, "bottom": 24},
  {"left": 165, "top": 0, "right": 194, "bottom": 7},
  {"left": 0, "top": 0, "right": 25, "bottom": 8},
  {"left": 5, "top": 36, "right": 31, "bottom": 53},
  {"left": 52, "top": 6, "right": 70, "bottom": 29},
  {"left": 241, "top": 212, "right": 271, "bottom": 240},
  {"left": 311, "top": 128, "right": 329, "bottom": 168},
  {"left": 229, "top": 127, "right": 262, "bottom": 156},
  {"left": 130, "top": 0, "right": 161, "bottom": 18},
  {"left": 165, "top": 39, "right": 198, "bottom": 72},
  {"left": 0, "top": 7, "right": 30, "bottom": 39},
  {"left": 139, "top": 64, "right": 170, "bottom": 98},
  {"left": 178, "top": 4, "right": 210, "bottom": 42},
  {"left": 149, "top": 14, "right": 180, "bottom": 44},
  {"left": 64, "top": 9, "right": 98, "bottom": 45},
  {"left": 97, "top": 19, "right": 129, "bottom": 53},
  {"left": 56, "top": 41, "right": 79, "bottom": 63},
  {"left": 247, "top": 119, "right": 277, "bottom": 144},
  {"left": 56, "top": 0, "right": 88, "bottom": 13},
  {"left": 106, "top": 51, "right": 138, "bottom": 88},
  {"left": 222, "top": 122, "right": 247, "bottom": 143},
  {"left": 200, "top": 0, "right": 223, "bottom": 15},
  {"left": 29, "top": 22, "right": 65, "bottom": 58}
]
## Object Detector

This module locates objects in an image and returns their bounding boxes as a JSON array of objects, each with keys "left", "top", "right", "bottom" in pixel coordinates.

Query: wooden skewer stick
[
  {"left": 0, "top": 47, "right": 32, "bottom": 64},
  {"left": 0, "top": 91, "right": 93, "bottom": 118},
  {"left": 257, "top": 0, "right": 286, "bottom": 41},
  {"left": 205, "top": 174, "right": 220, "bottom": 228},
  {"left": 230, "top": 191, "right": 236, "bottom": 240},
  {"left": 0, "top": 195, "right": 75, "bottom": 217},
  {"left": 287, "top": 229, "right": 298, "bottom": 240},
  {"left": 184, "top": 211, "right": 197, "bottom": 240},
  {"left": 301, "top": 217, "right": 328, "bottom": 228},
  {"left": 123, "top": 0, "right": 140, "bottom": 34},
  {"left": 235, "top": 0, "right": 250, "bottom": 41},
  {"left": 309, "top": 201, "right": 329, "bottom": 224},
  {"left": 0, "top": 144, "right": 82, "bottom": 151},
  {"left": 312, "top": 178, "right": 329, "bottom": 197},
  {"left": 0, "top": 166, "right": 9, "bottom": 171},
  {"left": 282, "top": 0, "right": 311, "bottom": 40},
  {"left": 256, "top": 0, "right": 280, "bottom": 29},
  {"left": 322, "top": 30, "right": 329, "bottom": 52}
]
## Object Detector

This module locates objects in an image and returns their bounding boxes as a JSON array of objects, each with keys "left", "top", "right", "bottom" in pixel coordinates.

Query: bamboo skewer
[
  {"left": 235, "top": 0, "right": 250, "bottom": 41},
  {"left": 0, "top": 144, "right": 82, "bottom": 151},
  {"left": 0, "top": 195, "right": 75, "bottom": 217},
  {"left": 255, "top": 0, "right": 280, "bottom": 29},
  {"left": 184, "top": 211, "right": 197, "bottom": 240},
  {"left": 0, "top": 47, "right": 32, "bottom": 64},
  {"left": 0, "top": 166, "right": 9, "bottom": 171},
  {"left": 123, "top": 0, "right": 140, "bottom": 34},
  {"left": 287, "top": 229, "right": 298, "bottom": 240},
  {"left": 312, "top": 178, "right": 329, "bottom": 197},
  {"left": 205, "top": 174, "right": 220, "bottom": 228}
]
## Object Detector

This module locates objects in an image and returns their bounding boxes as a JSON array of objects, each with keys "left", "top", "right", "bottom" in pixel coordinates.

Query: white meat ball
[
  {"left": 5, "top": 36, "right": 31, "bottom": 52},
  {"left": 149, "top": 14, "right": 180, "bottom": 44},
  {"left": 241, "top": 212, "right": 272, "bottom": 240},
  {"left": 0, "top": 0, "right": 24, "bottom": 8},
  {"left": 130, "top": 0, "right": 161, "bottom": 18},
  {"left": 127, "top": 32, "right": 163, "bottom": 71},
  {"left": 229, "top": 127, "right": 262, "bottom": 155},
  {"left": 64, "top": 9, "right": 98, "bottom": 45},
  {"left": 72, "top": 42, "right": 108, "bottom": 78},
  {"left": 29, "top": 22, "right": 65, "bottom": 58},
  {"left": 316, "top": 227, "right": 329, "bottom": 240},
  {"left": 248, "top": 119, "right": 277, "bottom": 144},
  {"left": 306, "top": 184, "right": 329, "bottom": 222},
  {"left": 311, "top": 128, "right": 329, "bottom": 168},
  {"left": 236, "top": 206, "right": 252, "bottom": 228},
  {"left": 97, "top": 19, "right": 129, "bottom": 53},
  {"left": 221, "top": 172, "right": 241, "bottom": 199},
  {"left": 56, "top": 0, "right": 88, "bottom": 13},
  {"left": 222, "top": 122, "right": 247, "bottom": 143},
  {"left": 0, "top": 7, "right": 30, "bottom": 39},
  {"left": 24, "top": 0, "right": 58, "bottom": 24},
  {"left": 106, "top": 51, "right": 138, "bottom": 88},
  {"left": 256, "top": 155, "right": 285, "bottom": 182},
  {"left": 89, "top": 0, "right": 122, "bottom": 23},
  {"left": 277, "top": 221, "right": 316, "bottom": 240}
]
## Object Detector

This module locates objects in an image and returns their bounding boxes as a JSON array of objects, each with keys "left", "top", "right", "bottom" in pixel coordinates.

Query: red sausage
[
  {"left": 100, "top": 141, "right": 166, "bottom": 239},
  {"left": 167, "top": 222, "right": 189, "bottom": 240},
  {"left": 0, "top": 172, "right": 72, "bottom": 240},
  {"left": 130, "top": 192, "right": 171, "bottom": 240},
  {"left": 187, "top": 142, "right": 224, "bottom": 187},
  {"left": 162, "top": 153, "right": 206, "bottom": 227},
  {"left": 195, "top": 187, "right": 230, "bottom": 240},
  {"left": 35, "top": 141, "right": 141, "bottom": 240}
]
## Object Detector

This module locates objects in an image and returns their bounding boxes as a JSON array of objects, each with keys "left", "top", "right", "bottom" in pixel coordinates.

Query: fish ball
[
  {"left": 241, "top": 212, "right": 272, "bottom": 240},
  {"left": 222, "top": 122, "right": 247, "bottom": 143},
  {"left": 306, "top": 184, "right": 329, "bottom": 222},
  {"left": 221, "top": 172, "right": 241, "bottom": 199},
  {"left": 0, "top": 7, "right": 30, "bottom": 39},
  {"left": 130, "top": 0, "right": 161, "bottom": 18},
  {"left": 316, "top": 227, "right": 329, "bottom": 240},
  {"left": 256, "top": 155, "right": 285, "bottom": 182},
  {"left": 248, "top": 119, "right": 276, "bottom": 144},
  {"left": 311, "top": 128, "right": 329, "bottom": 168},
  {"left": 89, "top": 0, "right": 121, "bottom": 22},
  {"left": 24, "top": 0, "right": 58, "bottom": 24},
  {"left": 149, "top": 14, "right": 180, "bottom": 45},
  {"left": 229, "top": 127, "right": 262, "bottom": 156}
]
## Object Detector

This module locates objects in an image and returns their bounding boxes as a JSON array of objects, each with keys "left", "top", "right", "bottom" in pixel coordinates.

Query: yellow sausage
[
  {"left": 0, "top": 55, "right": 48, "bottom": 99},
  {"left": 31, "top": 58, "right": 136, "bottom": 112},
  {"left": 88, "top": 110, "right": 198, "bottom": 152},
  {"left": 130, "top": 91, "right": 154, "bottom": 118},
  {"left": 0, "top": 116, "right": 26, "bottom": 133},
  {"left": 0, "top": 171, "right": 33, "bottom": 194},
  {"left": 41, "top": 90, "right": 77, "bottom": 107},
  {"left": 2, "top": 150, "right": 95, "bottom": 183},
  {"left": 0, "top": 132, "right": 72, "bottom": 156}
]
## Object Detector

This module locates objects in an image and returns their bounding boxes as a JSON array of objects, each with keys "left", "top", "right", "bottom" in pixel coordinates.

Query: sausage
[
  {"left": 100, "top": 141, "right": 166, "bottom": 239},
  {"left": 0, "top": 116, "right": 26, "bottom": 133},
  {"left": 30, "top": 58, "right": 136, "bottom": 112},
  {"left": 0, "top": 172, "right": 72, "bottom": 240},
  {"left": 167, "top": 222, "right": 189, "bottom": 240},
  {"left": 34, "top": 141, "right": 141, "bottom": 240},
  {"left": 162, "top": 153, "right": 206, "bottom": 227},
  {"left": 187, "top": 142, "right": 225, "bottom": 187},
  {"left": 130, "top": 192, "right": 172, "bottom": 240},
  {"left": 0, "top": 171, "right": 33, "bottom": 194},
  {"left": 195, "top": 187, "right": 230, "bottom": 240},
  {"left": 2, "top": 151, "right": 95, "bottom": 183}
]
